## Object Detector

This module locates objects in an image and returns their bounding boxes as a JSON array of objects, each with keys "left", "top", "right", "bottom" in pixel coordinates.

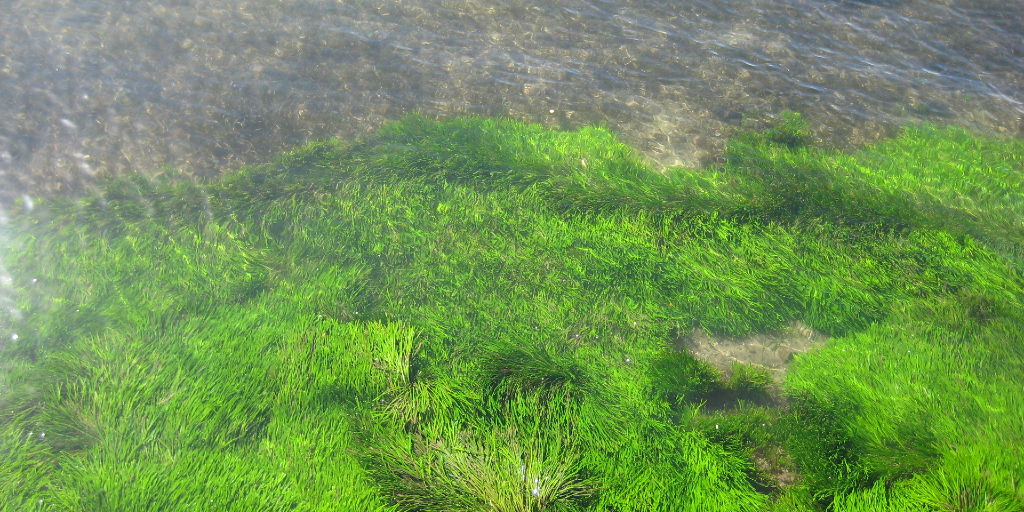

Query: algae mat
[{"left": 1, "top": 114, "right": 1022, "bottom": 511}]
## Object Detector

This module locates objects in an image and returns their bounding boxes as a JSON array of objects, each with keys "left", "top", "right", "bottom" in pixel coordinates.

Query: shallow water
[{"left": 0, "top": 0, "right": 1022, "bottom": 203}]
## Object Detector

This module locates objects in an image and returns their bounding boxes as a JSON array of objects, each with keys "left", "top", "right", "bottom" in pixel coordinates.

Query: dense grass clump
[{"left": 1, "top": 113, "right": 1022, "bottom": 511}]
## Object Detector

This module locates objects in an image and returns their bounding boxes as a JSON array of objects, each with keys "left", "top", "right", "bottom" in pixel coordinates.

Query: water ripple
[{"left": 0, "top": 0, "right": 1021, "bottom": 202}]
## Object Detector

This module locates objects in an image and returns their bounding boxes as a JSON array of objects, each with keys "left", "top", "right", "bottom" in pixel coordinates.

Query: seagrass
[{"left": 1, "top": 113, "right": 1021, "bottom": 511}]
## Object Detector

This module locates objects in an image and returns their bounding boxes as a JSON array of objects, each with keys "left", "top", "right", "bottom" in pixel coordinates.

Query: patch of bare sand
[
  {"left": 674, "top": 320, "right": 827, "bottom": 380},
  {"left": 675, "top": 320, "right": 826, "bottom": 490}
]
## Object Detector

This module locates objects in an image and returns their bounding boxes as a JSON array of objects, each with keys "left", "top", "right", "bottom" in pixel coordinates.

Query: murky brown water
[{"left": 1, "top": 0, "right": 1022, "bottom": 205}]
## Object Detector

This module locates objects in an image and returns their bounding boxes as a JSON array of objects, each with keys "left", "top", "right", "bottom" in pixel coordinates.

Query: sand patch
[{"left": 675, "top": 320, "right": 827, "bottom": 379}]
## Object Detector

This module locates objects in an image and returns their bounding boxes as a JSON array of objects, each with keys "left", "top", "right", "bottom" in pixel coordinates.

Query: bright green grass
[{"left": 1, "top": 113, "right": 1022, "bottom": 511}]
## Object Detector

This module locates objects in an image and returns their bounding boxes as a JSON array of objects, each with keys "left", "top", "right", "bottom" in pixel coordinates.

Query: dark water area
[{"left": 0, "top": 0, "right": 1022, "bottom": 205}]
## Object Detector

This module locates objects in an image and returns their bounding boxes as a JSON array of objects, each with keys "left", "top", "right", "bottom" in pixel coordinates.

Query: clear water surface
[{"left": 0, "top": 0, "right": 1022, "bottom": 204}]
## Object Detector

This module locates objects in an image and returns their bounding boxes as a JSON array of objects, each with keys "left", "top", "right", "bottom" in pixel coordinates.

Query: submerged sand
[{"left": 677, "top": 320, "right": 827, "bottom": 380}]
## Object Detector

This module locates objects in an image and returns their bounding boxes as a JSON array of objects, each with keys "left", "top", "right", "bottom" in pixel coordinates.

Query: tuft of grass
[
  {"left": 725, "top": 362, "right": 775, "bottom": 396},
  {"left": 649, "top": 349, "right": 722, "bottom": 405}
]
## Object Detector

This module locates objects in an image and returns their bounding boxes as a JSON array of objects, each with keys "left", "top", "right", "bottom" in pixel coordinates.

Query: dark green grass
[{"left": 1, "top": 113, "right": 1023, "bottom": 511}]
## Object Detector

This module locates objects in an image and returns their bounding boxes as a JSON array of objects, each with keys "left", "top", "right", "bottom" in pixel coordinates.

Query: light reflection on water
[{"left": 0, "top": 0, "right": 1021, "bottom": 204}]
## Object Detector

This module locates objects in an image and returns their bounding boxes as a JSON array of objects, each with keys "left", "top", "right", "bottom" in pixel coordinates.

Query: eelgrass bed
[{"left": 1, "top": 113, "right": 1022, "bottom": 511}]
